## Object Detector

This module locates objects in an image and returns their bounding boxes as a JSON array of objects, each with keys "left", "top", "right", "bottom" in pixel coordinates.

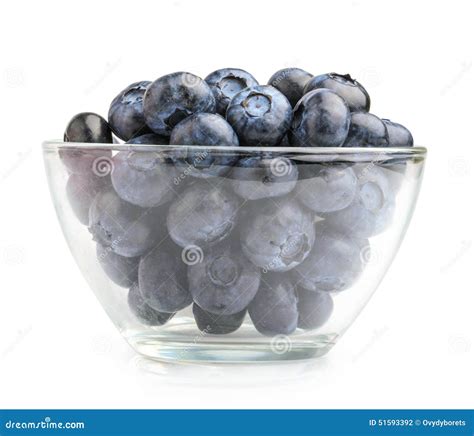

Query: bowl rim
[{"left": 42, "top": 140, "right": 427, "bottom": 158}]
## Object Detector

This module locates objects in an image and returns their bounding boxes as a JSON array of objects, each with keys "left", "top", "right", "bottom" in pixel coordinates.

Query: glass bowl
[{"left": 43, "top": 141, "right": 426, "bottom": 363}]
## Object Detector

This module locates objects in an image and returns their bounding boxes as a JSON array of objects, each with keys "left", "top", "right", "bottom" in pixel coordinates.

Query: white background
[{"left": 0, "top": 0, "right": 473, "bottom": 408}]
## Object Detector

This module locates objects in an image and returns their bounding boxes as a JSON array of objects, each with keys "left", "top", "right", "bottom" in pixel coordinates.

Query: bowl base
[{"left": 126, "top": 318, "right": 337, "bottom": 364}]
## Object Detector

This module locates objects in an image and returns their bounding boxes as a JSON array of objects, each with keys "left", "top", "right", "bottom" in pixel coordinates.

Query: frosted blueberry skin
[
  {"left": 304, "top": 72, "right": 370, "bottom": 112},
  {"left": 108, "top": 81, "right": 151, "bottom": 141},
  {"left": 167, "top": 183, "right": 240, "bottom": 248},
  {"left": 230, "top": 156, "right": 298, "bottom": 200},
  {"left": 170, "top": 113, "right": 239, "bottom": 179},
  {"left": 292, "top": 224, "right": 366, "bottom": 293},
  {"left": 61, "top": 112, "right": 113, "bottom": 175},
  {"left": 226, "top": 85, "right": 292, "bottom": 147},
  {"left": 240, "top": 197, "right": 315, "bottom": 272},
  {"left": 249, "top": 274, "right": 298, "bottom": 336},
  {"left": 382, "top": 119, "right": 414, "bottom": 147},
  {"left": 268, "top": 68, "right": 313, "bottom": 107},
  {"left": 88, "top": 188, "right": 163, "bottom": 258},
  {"left": 139, "top": 245, "right": 192, "bottom": 313},
  {"left": 343, "top": 112, "right": 389, "bottom": 147},
  {"left": 193, "top": 304, "right": 246, "bottom": 335},
  {"left": 111, "top": 151, "right": 178, "bottom": 208},
  {"left": 295, "top": 164, "right": 357, "bottom": 213},
  {"left": 126, "top": 133, "right": 169, "bottom": 145},
  {"left": 297, "top": 288, "right": 334, "bottom": 330},
  {"left": 289, "top": 89, "right": 350, "bottom": 147},
  {"left": 205, "top": 68, "right": 259, "bottom": 115},
  {"left": 323, "top": 165, "right": 395, "bottom": 238},
  {"left": 128, "top": 283, "right": 174, "bottom": 326},
  {"left": 96, "top": 243, "right": 139, "bottom": 288},
  {"left": 143, "top": 72, "right": 216, "bottom": 136},
  {"left": 188, "top": 243, "right": 261, "bottom": 316},
  {"left": 66, "top": 173, "right": 110, "bottom": 225}
]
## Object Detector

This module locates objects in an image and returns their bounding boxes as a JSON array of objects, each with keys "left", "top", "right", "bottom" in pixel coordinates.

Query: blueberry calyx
[
  {"left": 242, "top": 92, "right": 272, "bottom": 117},
  {"left": 330, "top": 72, "right": 356, "bottom": 84},
  {"left": 208, "top": 256, "right": 240, "bottom": 287},
  {"left": 279, "top": 233, "right": 309, "bottom": 265},
  {"left": 218, "top": 76, "right": 248, "bottom": 98}
]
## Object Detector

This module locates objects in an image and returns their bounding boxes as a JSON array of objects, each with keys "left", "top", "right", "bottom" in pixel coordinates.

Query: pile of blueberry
[{"left": 61, "top": 68, "right": 413, "bottom": 337}]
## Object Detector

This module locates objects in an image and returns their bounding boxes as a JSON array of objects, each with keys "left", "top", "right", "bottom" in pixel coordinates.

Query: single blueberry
[
  {"left": 192, "top": 303, "right": 246, "bottom": 334},
  {"left": 297, "top": 288, "right": 334, "bottom": 330},
  {"left": 170, "top": 113, "right": 239, "bottom": 178},
  {"left": 304, "top": 73, "right": 370, "bottom": 112},
  {"left": 382, "top": 119, "right": 414, "bottom": 147},
  {"left": 61, "top": 112, "right": 113, "bottom": 175},
  {"left": 295, "top": 164, "right": 357, "bottom": 213},
  {"left": 143, "top": 72, "right": 216, "bottom": 136},
  {"left": 139, "top": 244, "right": 192, "bottom": 313},
  {"left": 268, "top": 68, "right": 313, "bottom": 107},
  {"left": 226, "top": 85, "right": 292, "bottom": 147},
  {"left": 88, "top": 188, "right": 163, "bottom": 257},
  {"left": 323, "top": 165, "right": 395, "bottom": 238},
  {"left": 111, "top": 150, "right": 178, "bottom": 208},
  {"left": 188, "top": 242, "right": 261, "bottom": 315},
  {"left": 292, "top": 223, "right": 366, "bottom": 292},
  {"left": 343, "top": 112, "right": 389, "bottom": 147},
  {"left": 96, "top": 243, "right": 139, "bottom": 288},
  {"left": 167, "top": 183, "right": 239, "bottom": 248},
  {"left": 108, "top": 81, "right": 151, "bottom": 141},
  {"left": 205, "top": 68, "right": 259, "bottom": 115},
  {"left": 248, "top": 274, "right": 298, "bottom": 336},
  {"left": 126, "top": 133, "right": 169, "bottom": 145},
  {"left": 289, "top": 89, "right": 350, "bottom": 147},
  {"left": 240, "top": 197, "right": 315, "bottom": 272},
  {"left": 66, "top": 173, "right": 110, "bottom": 225},
  {"left": 128, "top": 283, "right": 175, "bottom": 326},
  {"left": 230, "top": 156, "right": 298, "bottom": 200}
]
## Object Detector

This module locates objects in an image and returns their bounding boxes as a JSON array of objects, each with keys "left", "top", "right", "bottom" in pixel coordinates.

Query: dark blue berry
[
  {"left": 97, "top": 243, "right": 139, "bottom": 288},
  {"left": 268, "top": 68, "right": 313, "bottom": 107},
  {"left": 193, "top": 304, "right": 246, "bottom": 334},
  {"left": 297, "top": 288, "right": 334, "bottom": 330},
  {"left": 128, "top": 283, "right": 174, "bottom": 326},
  {"left": 343, "top": 112, "right": 389, "bottom": 147}
]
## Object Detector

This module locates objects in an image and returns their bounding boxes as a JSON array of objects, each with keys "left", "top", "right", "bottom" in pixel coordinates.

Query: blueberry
[
  {"left": 126, "top": 133, "right": 169, "bottom": 145},
  {"left": 295, "top": 164, "right": 357, "bottom": 213},
  {"left": 61, "top": 112, "right": 113, "bottom": 174},
  {"left": 289, "top": 89, "right": 350, "bottom": 147},
  {"left": 205, "top": 68, "right": 259, "bottom": 115},
  {"left": 240, "top": 197, "right": 315, "bottom": 272},
  {"left": 96, "top": 243, "right": 139, "bottom": 288},
  {"left": 143, "top": 72, "right": 216, "bottom": 136},
  {"left": 170, "top": 113, "right": 239, "bottom": 178},
  {"left": 297, "top": 288, "right": 334, "bottom": 330},
  {"left": 66, "top": 173, "right": 109, "bottom": 225},
  {"left": 193, "top": 303, "right": 246, "bottom": 334},
  {"left": 268, "top": 68, "right": 313, "bottom": 107},
  {"left": 128, "top": 283, "right": 174, "bottom": 326},
  {"left": 382, "top": 119, "right": 414, "bottom": 147},
  {"left": 188, "top": 242, "right": 261, "bottom": 315},
  {"left": 226, "top": 85, "right": 292, "bottom": 147},
  {"left": 111, "top": 151, "right": 178, "bottom": 208},
  {"left": 88, "top": 188, "right": 162, "bottom": 257},
  {"left": 139, "top": 244, "right": 192, "bottom": 313},
  {"left": 248, "top": 274, "right": 298, "bottom": 336},
  {"left": 292, "top": 224, "right": 365, "bottom": 292},
  {"left": 167, "top": 183, "right": 239, "bottom": 248},
  {"left": 64, "top": 112, "right": 113, "bottom": 144},
  {"left": 230, "top": 156, "right": 298, "bottom": 200},
  {"left": 304, "top": 73, "right": 370, "bottom": 112},
  {"left": 108, "top": 81, "right": 151, "bottom": 141},
  {"left": 343, "top": 112, "right": 389, "bottom": 147},
  {"left": 323, "top": 165, "right": 395, "bottom": 238}
]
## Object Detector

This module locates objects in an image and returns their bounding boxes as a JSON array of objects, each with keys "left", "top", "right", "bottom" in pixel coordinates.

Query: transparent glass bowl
[{"left": 43, "top": 141, "right": 426, "bottom": 363}]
